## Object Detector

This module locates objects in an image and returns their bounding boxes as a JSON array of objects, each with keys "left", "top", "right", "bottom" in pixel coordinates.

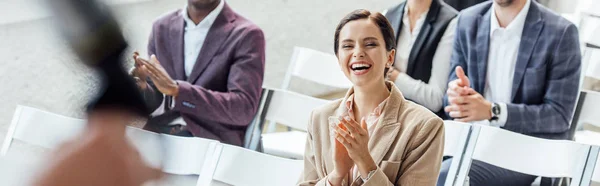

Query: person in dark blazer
[
  {"left": 384, "top": 0, "right": 458, "bottom": 117},
  {"left": 438, "top": 0, "right": 581, "bottom": 185},
  {"left": 443, "top": 0, "right": 488, "bottom": 11},
  {"left": 131, "top": 0, "right": 265, "bottom": 146}
]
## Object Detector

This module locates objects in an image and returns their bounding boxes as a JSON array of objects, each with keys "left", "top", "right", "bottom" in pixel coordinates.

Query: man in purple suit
[{"left": 131, "top": 0, "right": 265, "bottom": 146}]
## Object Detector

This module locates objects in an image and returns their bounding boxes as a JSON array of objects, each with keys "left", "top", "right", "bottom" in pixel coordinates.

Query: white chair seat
[
  {"left": 575, "top": 130, "right": 600, "bottom": 146},
  {"left": 262, "top": 131, "right": 306, "bottom": 159},
  {"left": 211, "top": 144, "right": 304, "bottom": 186}
]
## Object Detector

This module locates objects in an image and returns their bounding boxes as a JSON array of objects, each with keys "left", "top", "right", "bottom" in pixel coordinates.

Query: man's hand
[
  {"left": 135, "top": 55, "right": 179, "bottom": 96},
  {"left": 130, "top": 52, "right": 149, "bottom": 90},
  {"left": 445, "top": 92, "right": 492, "bottom": 122},
  {"left": 447, "top": 66, "right": 473, "bottom": 97},
  {"left": 445, "top": 66, "right": 492, "bottom": 122}
]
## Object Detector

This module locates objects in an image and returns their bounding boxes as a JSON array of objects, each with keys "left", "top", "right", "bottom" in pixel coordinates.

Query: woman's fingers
[
  {"left": 334, "top": 132, "right": 352, "bottom": 148},
  {"left": 335, "top": 126, "right": 356, "bottom": 144}
]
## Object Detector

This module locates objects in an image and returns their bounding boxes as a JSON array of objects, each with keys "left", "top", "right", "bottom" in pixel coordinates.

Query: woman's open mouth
[{"left": 349, "top": 62, "right": 372, "bottom": 75}]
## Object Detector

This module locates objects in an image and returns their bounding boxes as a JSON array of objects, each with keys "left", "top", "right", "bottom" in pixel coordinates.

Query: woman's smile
[{"left": 349, "top": 60, "right": 373, "bottom": 75}]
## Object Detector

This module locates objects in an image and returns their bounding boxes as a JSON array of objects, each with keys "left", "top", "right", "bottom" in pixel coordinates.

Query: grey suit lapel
[
  {"left": 168, "top": 12, "right": 186, "bottom": 80},
  {"left": 187, "top": 5, "right": 235, "bottom": 84},
  {"left": 385, "top": 2, "right": 406, "bottom": 49},
  {"left": 511, "top": 2, "right": 544, "bottom": 100},
  {"left": 406, "top": 0, "right": 440, "bottom": 76},
  {"left": 474, "top": 8, "right": 492, "bottom": 93}
]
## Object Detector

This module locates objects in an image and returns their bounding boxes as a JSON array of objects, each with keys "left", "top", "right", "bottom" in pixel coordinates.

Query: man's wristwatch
[{"left": 490, "top": 102, "right": 500, "bottom": 122}]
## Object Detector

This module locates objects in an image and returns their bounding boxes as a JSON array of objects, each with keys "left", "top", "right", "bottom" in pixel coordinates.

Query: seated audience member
[
  {"left": 384, "top": 0, "right": 457, "bottom": 117},
  {"left": 437, "top": 0, "right": 582, "bottom": 185},
  {"left": 131, "top": 0, "right": 265, "bottom": 146},
  {"left": 298, "top": 9, "right": 444, "bottom": 186}
]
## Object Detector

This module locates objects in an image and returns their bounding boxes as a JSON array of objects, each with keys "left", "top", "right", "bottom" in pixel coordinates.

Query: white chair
[
  {"left": 125, "top": 127, "right": 220, "bottom": 175},
  {"left": 0, "top": 105, "right": 220, "bottom": 186},
  {"left": 0, "top": 154, "right": 42, "bottom": 186},
  {"left": 260, "top": 88, "right": 330, "bottom": 159},
  {"left": 207, "top": 144, "right": 304, "bottom": 186},
  {"left": 573, "top": 90, "right": 600, "bottom": 143},
  {"left": 590, "top": 147, "right": 600, "bottom": 183},
  {"left": 1, "top": 105, "right": 86, "bottom": 156},
  {"left": 281, "top": 46, "right": 351, "bottom": 90},
  {"left": 125, "top": 127, "right": 222, "bottom": 186},
  {"left": 458, "top": 125, "right": 600, "bottom": 186},
  {"left": 442, "top": 121, "right": 473, "bottom": 186},
  {"left": 267, "top": 47, "right": 351, "bottom": 133}
]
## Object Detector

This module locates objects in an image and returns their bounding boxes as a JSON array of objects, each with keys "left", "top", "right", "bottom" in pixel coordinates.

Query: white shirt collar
[
  {"left": 181, "top": 0, "right": 225, "bottom": 30},
  {"left": 490, "top": 0, "right": 531, "bottom": 36}
]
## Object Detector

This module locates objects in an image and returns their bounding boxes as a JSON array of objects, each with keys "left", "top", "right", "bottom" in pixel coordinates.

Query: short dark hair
[{"left": 333, "top": 9, "right": 396, "bottom": 75}]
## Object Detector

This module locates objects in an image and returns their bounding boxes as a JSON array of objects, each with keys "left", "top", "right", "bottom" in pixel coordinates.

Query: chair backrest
[
  {"left": 442, "top": 121, "right": 472, "bottom": 156},
  {"left": 208, "top": 144, "right": 303, "bottom": 186},
  {"left": 282, "top": 46, "right": 352, "bottom": 89},
  {"left": 261, "top": 88, "right": 330, "bottom": 131},
  {"left": 460, "top": 125, "right": 599, "bottom": 186},
  {"left": 569, "top": 90, "right": 600, "bottom": 139},
  {"left": 244, "top": 88, "right": 269, "bottom": 151},
  {"left": 125, "top": 127, "right": 221, "bottom": 176},
  {"left": 591, "top": 147, "right": 600, "bottom": 182},
  {"left": 1, "top": 105, "right": 86, "bottom": 156},
  {"left": 0, "top": 105, "right": 220, "bottom": 178},
  {"left": 442, "top": 121, "right": 472, "bottom": 186},
  {"left": 574, "top": 90, "right": 600, "bottom": 129}
]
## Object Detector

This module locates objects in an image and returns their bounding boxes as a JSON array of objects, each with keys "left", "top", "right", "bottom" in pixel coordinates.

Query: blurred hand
[
  {"left": 387, "top": 68, "right": 400, "bottom": 82},
  {"left": 33, "top": 110, "right": 162, "bottom": 186},
  {"left": 136, "top": 55, "right": 179, "bottom": 96},
  {"left": 335, "top": 117, "right": 377, "bottom": 178},
  {"left": 329, "top": 118, "right": 354, "bottom": 185}
]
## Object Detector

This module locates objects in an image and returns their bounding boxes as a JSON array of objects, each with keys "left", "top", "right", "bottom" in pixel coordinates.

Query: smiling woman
[{"left": 298, "top": 9, "right": 445, "bottom": 186}]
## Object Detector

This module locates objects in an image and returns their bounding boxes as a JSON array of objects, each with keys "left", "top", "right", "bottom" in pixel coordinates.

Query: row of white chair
[
  {"left": 5, "top": 106, "right": 600, "bottom": 186},
  {"left": 446, "top": 121, "right": 600, "bottom": 186},
  {"left": 1, "top": 105, "right": 303, "bottom": 186},
  {"left": 250, "top": 94, "right": 600, "bottom": 186}
]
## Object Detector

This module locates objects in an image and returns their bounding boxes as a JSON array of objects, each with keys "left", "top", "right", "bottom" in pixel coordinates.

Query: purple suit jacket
[{"left": 144, "top": 3, "right": 265, "bottom": 146}]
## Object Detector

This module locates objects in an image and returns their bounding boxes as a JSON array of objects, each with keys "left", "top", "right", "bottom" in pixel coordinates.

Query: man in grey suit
[
  {"left": 131, "top": 0, "right": 265, "bottom": 146},
  {"left": 437, "top": 0, "right": 581, "bottom": 185}
]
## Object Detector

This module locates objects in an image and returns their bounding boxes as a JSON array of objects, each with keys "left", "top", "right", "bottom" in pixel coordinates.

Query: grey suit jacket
[
  {"left": 143, "top": 3, "right": 265, "bottom": 146},
  {"left": 443, "top": 1, "right": 581, "bottom": 139}
]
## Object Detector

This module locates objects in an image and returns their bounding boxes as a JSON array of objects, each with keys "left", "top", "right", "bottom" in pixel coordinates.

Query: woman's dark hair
[{"left": 334, "top": 9, "right": 396, "bottom": 75}]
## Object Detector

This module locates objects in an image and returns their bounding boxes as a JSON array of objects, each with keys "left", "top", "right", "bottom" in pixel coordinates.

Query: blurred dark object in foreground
[
  {"left": 31, "top": 0, "right": 162, "bottom": 185},
  {"left": 49, "top": 0, "right": 150, "bottom": 117}
]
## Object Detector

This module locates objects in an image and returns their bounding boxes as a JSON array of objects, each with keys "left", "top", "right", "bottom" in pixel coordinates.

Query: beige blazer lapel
[{"left": 368, "top": 85, "right": 403, "bottom": 165}]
